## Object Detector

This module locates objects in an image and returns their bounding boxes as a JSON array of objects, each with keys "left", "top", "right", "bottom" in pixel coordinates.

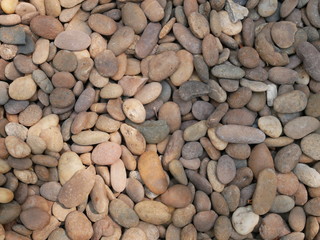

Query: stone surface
[{"left": 54, "top": 31, "right": 91, "bottom": 51}]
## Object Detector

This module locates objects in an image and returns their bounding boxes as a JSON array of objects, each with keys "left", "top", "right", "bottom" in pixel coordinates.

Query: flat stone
[
  {"left": 109, "top": 199, "right": 139, "bottom": 228},
  {"left": 178, "top": 81, "right": 210, "bottom": 101},
  {"left": 134, "top": 200, "right": 171, "bottom": 225},
  {"left": 173, "top": 23, "right": 202, "bottom": 54},
  {"left": 225, "top": 0, "right": 249, "bottom": 23},
  {"left": 65, "top": 211, "right": 93, "bottom": 240},
  {"left": 30, "top": 15, "right": 63, "bottom": 40},
  {"left": 274, "top": 143, "right": 301, "bottom": 173},
  {"left": 160, "top": 184, "right": 193, "bottom": 208},
  {"left": 252, "top": 168, "right": 277, "bottom": 215},
  {"left": 54, "top": 31, "right": 91, "bottom": 51},
  {"left": 232, "top": 206, "right": 259, "bottom": 235},
  {"left": 58, "top": 165, "right": 96, "bottom": 208},
  {"left": 273, "top": 90, "right": 308, "bottom": 113},
  {"left": 294, "top": 163, "right": 320, "bottom": 187},
  {"left": 301, "top": 133, "right": 320, "bottom": 160},
  {"left": 52, "top": 50, "right": 77, "bottom": 72},
  {"left": 0, "top": 201, "right": 21, "bottom": 224},
  {"left": 20, "top": 207, "right": 50, "bottom": 230},
  {"left": 211, "top": 63, "right": 245, "bottom": 79},
  {"left": 216, "top": 125, "right": 265, "bottom": 144},
  {"left": 0, "top": 26, "right": 25, "bottom": 44}
]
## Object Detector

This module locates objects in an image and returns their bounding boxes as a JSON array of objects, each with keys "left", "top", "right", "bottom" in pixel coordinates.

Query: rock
[
  {"left": 211, "top": 63, "right": 245, "bottom": 79},
  {"left": 301, "top": 133, "right": 320, "bottom": 160},
  {"left": 216, "top": 155, "right": 236, "bottom": 184},
  {"left": 296, "top": 41, "right": 320, "bottom": 82},
  {"left": 188, "top": 12, "right": 210, "bottom": 39},
  {"left": 108, "top": 26, "right": 135, "bottom": 56},
  {"left": 288, "top": 206, "right": 306, "bottom": 232},
  {"left": 213, "top": 216, "right": 232, "bottom": 240},
  {"left": 232, "top": 206, "right": 259, "bottom": 235},
  {"left": 0, "top": 187, "right": 14, "bottom": 203},
  {"left": 160, "top": 185, "right": 193, "bottom": 208},
  {"left": 109, "top": 199, "right": 139, "bottom": 228},
  {"left": 178, "top": 81, "right": 210, "bottom": 101},
  {"left": 207, "top": 161, "right": 225, "bottom": 192},
  {"left": 88, "top": 14, "right": 117, "bottom": 36},
  {"left": 0, "top": 201, "right": 21, "bottom": 224},
  {"left": 284, "top": 116, "right": 319, "bottom": 139},
  {"left": 134, "top": 200, "right": 171, "bottom": 225},
  {"left": 148, "top": 51, "right": 180, "bottom": 82},
  {"left": 170, "top": 50, "right": 194, "bottom": 86},
  {"left": 52, "top": 50, "right": 77, "bottom": 72},
  {"left": 94, "top": 50, "right": 118, "bottom": 77},
  {"left": 129, "top": 120, "right": 170, "bottom": 144},
  {"left": 30, "top": 15, "right": 63, "bottom": 40},
  {"left": 122, "top": 228, "right": 147, "bottom": 240},
  {"left": 74, "top": 87, "right": 95, "bottom": 113},
  {"left": 260, "top": 214, "right": 290, "bottom": 239},
  {"left": 71, "top": 131, "right": 109, "bottom": 146},
  {"left": 123, "top": 99, "right": 146, "bottom": 124},
  {"left": 32, "top": 69, "right": 54, "bottom": 94},
  {"left": 120, "top": 124, "right": 146, "bottom": 155},
  {"left": 58, "top": 165, "right": 96, "bottom": 208},
  {"left": 65, "top": 211, "right": 93, "bottom": 240},
  {"left": 58, "top": 151, "right": 84, "bottom": 185},
  {"left": 173, "top": 23, "right": 202, "bottom": 54},
  {"left": 258, "top": 116, "right": 282, "bottom": 138},
  {"left": 135, "top": 23, "right": 161, "bottom": 59},
  {"left": 216, "top": 125, "right": 265, "bottom": 144},
  {"left": 273, "top": 90, "right": 307, "bottom": 113},
  {"left": 138, "top": 151, "right": 168, "bottom": 195},
  {"left": 268, "top": 67, "right": 299, "bottom": 84},
  {"left": 20, "top": 207, "right": 50, "bottom": 230},
  {"left": 122, "top": 2, "right": 147, "bottom": 34},
  {"left": 304, "top": 198, "right": 320, "bottom": 216},
  {"left": 54, "top": 31, "right": 91, "bottom": 51},
  {"left": 306, "top": 93, "right": 320, "bottom": 117},
  {"left": 293, "top": 163, "right": 320, "bottom": 187},
  {"left": 168, "top": 160, "right": 188, "bottom": 185},
  {"left": 252, "top": 168, "right": 277, "bottom": 215},
  {"left": 92, "top": 142, "right": 121, "bottom": 165},
  {"left": 186, "top": 170, "right": 213, "bottom": 194},
  {"left": 271, "top": 21, "right": 297, "bottom": 48},
  {"left": 0, "top": 26, "right": 26, "bottom": 44},
  {"left": 172, "top": 204, "right": 196, "bottom": 228},
  {"left": 225, "top": 0, "right": 249, "bottom": 23},
  {"left": 219, "top": 11, "right": 242, "bottom": 35},
  {"left": 5, "top": 136, "right": 31, "bottom": 159},
  {"left": 270, "top": 195, "right": 295, "bottom": 213},
  {"left": 1, "top": 0, "right": 18, "bottom": 14},
  {"left": 258, "top": 0, "right": 278, "bottom": 17},
  {"left": 274, "top": 143, "right": 301, "bottom": 173},
  {"left": 193, "top": 210, "right": 218, "bottom": 232},
  {"left": 110, "top": 159, "right": 126, "bottom": 193},
  {"left": 40, "top": 182, "right": 61, "bottom": 202},
  {"left": 9, "top": 75, "right": 36, "bottom": 101}
]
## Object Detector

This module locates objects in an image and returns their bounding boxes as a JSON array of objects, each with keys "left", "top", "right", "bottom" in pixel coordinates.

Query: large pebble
[
  {"left": 0, "top": 201, "right": 21, "bottom": 224},
  {"left": 252, "top": 168, "right": 277, "bottom": 215},
  {"left": 219, "top": 11, "right": 242, "bottom": 35},
  {"left": 58, "top": 165, "right": 96, "bottom": 208},
  {"left": 301, "top": 133, "right": 320, "bottom": 160},
  {"left": 0, "top": 187, "right": 14, "bottom": 203},
  {"left": 259, "top": 214, "right": 290, "bottom": 239},
  {"left": 120, "top": 124, "right": 146, "bottom": 155},
  {"left": 273, "top": 90, "right": 307, "bottom": 113},
  {"left": 92, "top": 142, "right": 121, "bottom": 165},
  {"left": 304, "top": 197, "right": 320, "bottom": 216},
  {"left": 173, "top": 23, "right": 202, "bottom": 54},
  {"left": 211, "top": 63, "right": 245, "bottom": 79},
  {"left": 160, "top": 185, "right": 192, "bottom": 208},
  {"left": 54, "top": 31, "right": 91, "bottom": 51},
  {"left": 20, "top": 207, "right": 50, "bottom": 230},
  {"left": 0, "top": 26, "right": 25, "bottom": 44},
  {"left": 232, "top": 206, "right": 259, "bottom": 235},
  {"left": 123, "top": 99, "right": 146, "bottom": 124},
  {"left": 296, "top": 41, "right": 320, "bottom": 82},
  {"left": 122, "top": 2, "right": 147, "bottom": 34},
  {"left": 135, "top": 201, "right": 171, "bottom": 225},
  {"left": 9, "top": 75, "right": 36, "bottom": 101},
  {"left": 148, "top": 51, "right": 180, "bottom": 82},
  {"left": 58, "top": 151, "right": 84, "bottom": 185},
  {"left": 271, "top": 21, "right": 297, "bottom": 48},
  {"left": 270, "top": 195, "right": 295, "bottom": 213},
  {"left": 274, "top": 143, "right": 301, "bottom": 173},
  {"left": 258, "top": 116, "right": 282, "bottom": 138},
  {"left": 5, "top": 136, "right": 31, "bottom": 159},
  {"left": 216, "top": 125, "right": 265, "bottom": 144},
  {"left": 216, "top": 155, "right": 236, "bottom": 184},
  {"left": 30, "top": 15, "right": 63, "bottom": 40},
  {"left": 109, "top": 199, "right": 139, "bottom": 228},
  {"left": 284, "top": 116, "right": 319, "bottom": 139},
  {"left": 88, "top": 14, "right": 117, "bottom": 36},
  {"left": 94, "top": 50, "right": 118, "bottom": 78},
  {"left": 110, "top": 159, "right": 126, "bottom": 193},
  {"left": 293, "top": 163, "right": 320, "bottom": 187},
  {"left": 65, "top": 211, "right": 93, "bottom": 240},
  {"left": 138, "top": 151, "right": 168, "bottom": 195}
]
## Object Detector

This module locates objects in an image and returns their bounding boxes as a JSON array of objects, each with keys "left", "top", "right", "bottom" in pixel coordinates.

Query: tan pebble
[
  {"left": 20, "top": 207, "right": 50, "bottom": 231},
  {"left": 1, "top": 0, "right": 18, "bottom": 14},
  {"left": 122, "top": 2, "right": 147, "bottom": 34},
  {"left": 44, "top": 0, "right": 61, "bottom": 17},
  {"left": 135, "top": 200, "right": 171, "bottom": 225},
  {"left": 188, "top": 12, "right": 210, "bottom": 39},
  {"left": 219, "top": 11, "right": 242, "bottom": 36},
  {"left": 108, "top": 27, "right": 135, "bottom": 56},
  {"left": 0, "top": 187, "right": 14, "bottom": 203},
  {"left": 100, "top": 83, "right": 123, "bottom": 99},
  {"left": 71, "top": 130, "right": 110, "bottom": 146},
  {"left": 122, "top": 98, "right": 146, "bottom": 124},
  {"left": 125, "top": 58, "right": 140, "bottom": 75},
  {"left": 121, "top": 145, "right": 137, "bottom": 171},
  {"left": 118, "top": 76, "right": 147, "bottom": 97},
  {"left": 169, "top": 160, "right": 188, "bottom": 185},
  {"left": 207, "top": 161, "right": 225, "bottom": 192},
  {"left": 172, "top": 204, "right": 196, "bottom": 228},
  {"left": 65, "top": 211, "right": 93, "bottom": 240},
  {"left": 258, "top": 115, "right": 282, "bottom": 138},
  {"left": 13, "top": 169, "right": 38, "bottom": 184},
  {"left": 111, "top": 160, "right": 126, "bottom": 193},
  {"left": 170, "top": 50, "right": 194, "bottom": 86},
  {"left": 39, "top": 126, "right": 63, "bottom": 152},
  {"left": 134, "top": 82, "right": 162, "bottom": 104},
  {"left": 158, "top": 101, "right": 181, "bottom": 133},
  {"left": 95, "top": 115, "right": 121, "bottom": 133},
  {"left": 33, "top": 38, "right": 50, "bottom": 65},
  {"left": 0, "top": 159, "right": 11, "bottom": 174},
  {"left": 122, "top": 228, "right": 147, "bottom": 240},
  {"left": 52, "top": 202, "right": 75, "bottom": 222},
  {"left": 112, "top": 53, "right": 127, "bottom": 81},
  {"left": 58, "top": 152, "right": 84, "bottom": 185},
  {"left": 9, "top": 75, "right": 36, "bottom": 101},
  {"left": 208, "top": 125, "right": 228, "bottom": 150},
  {"left": 160, "top": 184, "right": 193, "bottom": 208},
  {"left": 88, "top": 13, "right": 117, "bottom": 36},
  {"left": 5, "top": 136, "right": 31, "bottom": 158},
  {"left": 159, "top": 18, "right": 176, "bottom": 39},
  {"left": 120, "top": 124, "right": 146, "bottom": 155},
  {"left": 138, "top": 151, "right": 168, "bottom": 194}
]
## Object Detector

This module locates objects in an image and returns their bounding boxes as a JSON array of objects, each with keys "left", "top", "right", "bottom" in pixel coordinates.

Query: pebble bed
[{"left": 0, "top": 0, "right": 320, "bottom": 239}]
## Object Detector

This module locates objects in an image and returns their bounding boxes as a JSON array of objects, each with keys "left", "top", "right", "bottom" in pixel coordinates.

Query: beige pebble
[
  {"left": 110, "top": 159, "right": 127, "bottom": 193},
  {"left": 5, "top": 136, "right": 31, "bottom": 159},
  {"left": 0, "top": 187, "right": 14, "bottom": 203},
  {"left": 134, "top": 82, "right": 162, "bottom": 104},
  {"left": 100, "top": 83, "right": 123, "bottom": 99},
  {"left": 33, "top": 38, "right": 50, "bottom": 65},
  {"left": 58, "top": 151, "right": 84, "bottom": 185},
  {"left": 1, "top": 0, "right": 18, "bottom": 14},
  {"left": 9, "top": 75, "right": 37, "bottom": 101},
  {"left": 122, "top": 98, "right": 146, "bottom": 124}
]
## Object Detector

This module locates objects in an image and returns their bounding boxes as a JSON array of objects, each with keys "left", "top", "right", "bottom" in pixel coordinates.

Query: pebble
[
  {"left": 273, "top": 90, "right": 308, "bottom": 113},
  {"left": 259, "top": 213, "right": 290, "bottom": 239},
  {"left": 58, "top": 165, "right": 96, "bottom": 208},
  {"left": 301, "top": 133, "right": 320, "bottom": 160},
  {"left": 65, "top": 211, "right": 93, "bottom": 240},
  {"left": 160, "top": 184, "right": 192, "bottom": 208},
  {"left": 134, "top": 200, "right": 171, "bottom": 225},
  {"left": 277, "top": 172, "right": 299, "bottom": 196},
  {"left": 94, "top": 50, "right": 118, "bottom": 77},
  {"left": 109, "top": 199, "right": 139, "bottom": 228},
  {"left": 88, "top": 14, "right": 117, "bottom": 36},
  {"left": 0, "top": 187, "right": 14, "bottom": 203},
  {"left": 30, "top": 15, "right": 63, "bottom": 40},
  {"left": 173, "top": 23, "right": 202, "bottom": 54},
  {"left": 271, "top": 21, "right": 297, "bottom": 48},
  {"left": 9, "top": 75, "right": 37, "bottom": 101},
  {"left": 258, "top": 115, "right": 282, "bottom": 138},
  {"left": 178, "top": 81, "right": 210, "bottom": 101},
  {"left": 211, "top": 63, "right": 245, "bottom": 79},
  {"left": 284, "top": 116, "right": 319, "bottom": 139},
  {"left": 274, "top": 143, "right": 301, "bottom": 173},
  {"left": 188, "top": 12, "right": 210, "bottom": 39},
  {"left": 110, "top": 159, "right": 126, "bottom": 193},
  {"left": 270, "top": 195, "right": 295, "bottom": 213},
  {"left": 306, "top": 93, "right": 320, "bottom": 117},
  {"left": 0, "top": 26, "right": 25, "bottom": 44},
  {"left": 5, "top": 136, "right": 31, "bottom": 159},
  {"left": 219, "top": 10, "right": 243, "bottom": 35},
  {"left": 122, "top": 2, "right": 147, "bottom": 34},
  {"left": 123, "top": 98, "right": 146, "bottom": 124},
  {"left": 293, "top": 163, "right": 320, "bottom": 187},
  {"left": 193, "top": 210, "right": 218, "bottom": 232},
  {"left": 20, "top": 207, "right": 50, "bottom": 230},
  {"left": 122, "top": 228, "right": 147, "bottom": 240},
  {"left": 54, "top": 31, "right": 91, "bottom": 51},
  {"left": 216, "top": 155, "right": 236, "bottom": 184},
  {"left": 232, "top": 206, "right": 259, "bottom": 235},
  {"left": 138, "top": 151, "right": 168, "bottom": 195},
  {"left": 136, "top": 23, "right": 161, "bottom": 59},
  {"left": 258, "top": 0, "right": 278, "bottom": 17},
  {"left": 252, "top": 168, "right": 277, "bottom": 215}
]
